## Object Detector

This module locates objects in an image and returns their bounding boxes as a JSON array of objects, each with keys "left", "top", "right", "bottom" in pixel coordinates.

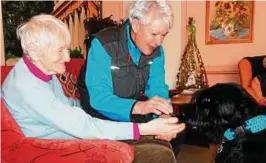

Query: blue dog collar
[{"left": 224, "top": 115, "right": 266, "bottom": 141}]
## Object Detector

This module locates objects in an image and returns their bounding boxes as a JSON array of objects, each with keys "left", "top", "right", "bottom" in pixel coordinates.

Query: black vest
[
  {"left": 77, "top": 21, "right": 161, "bottom": 121},
  {"left": 244, "top": 56, "right": 266, "bottom": 78}
]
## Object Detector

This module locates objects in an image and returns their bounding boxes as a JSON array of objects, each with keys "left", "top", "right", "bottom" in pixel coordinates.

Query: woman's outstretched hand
[
  {"left": 154, "top": 114, "right": 185, "bottom": 141},
  {"left": 138, "top": 116, "right": 186, "bottom": 137}
]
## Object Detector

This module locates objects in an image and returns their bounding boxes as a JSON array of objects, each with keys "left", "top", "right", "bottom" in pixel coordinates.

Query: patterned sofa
[{"left": 1, "top": 59, "right": 134, "bottom": 163}]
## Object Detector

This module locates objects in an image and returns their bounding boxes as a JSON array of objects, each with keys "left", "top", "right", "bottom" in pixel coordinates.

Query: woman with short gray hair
[{"left": 17, "top": 15, "right": 71, "bottom": 64}]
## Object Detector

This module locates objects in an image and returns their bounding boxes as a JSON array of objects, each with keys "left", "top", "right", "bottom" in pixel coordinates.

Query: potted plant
[{"left": 69, "top": 47, "right": 83, "bottom": 58}]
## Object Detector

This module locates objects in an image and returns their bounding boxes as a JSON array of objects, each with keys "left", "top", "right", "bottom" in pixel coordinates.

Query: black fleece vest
[
  {"left": 77, "top": 21, "right": 161, "bottom": 120},
  {"left": 244, "top": 56, "right": 266, "bottom": 78}
]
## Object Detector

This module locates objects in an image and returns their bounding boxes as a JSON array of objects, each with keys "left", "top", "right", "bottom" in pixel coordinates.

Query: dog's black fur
[{"left": 178, "top": 83, "right": 266, "bottom": 163}]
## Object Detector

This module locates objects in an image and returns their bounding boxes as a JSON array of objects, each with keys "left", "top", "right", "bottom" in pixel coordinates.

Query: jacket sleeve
[
  {"left": 21, "top": 81, "right": 134, "bottom": 140},
  {"left": 67, "top": 97, "right": 81, "bottom": 107},
  {"left": 85, "top": 38, "right": 136, "bottom": 122},
  {"left": 145, "top": 47, "right": 169, "bottom": 99}
]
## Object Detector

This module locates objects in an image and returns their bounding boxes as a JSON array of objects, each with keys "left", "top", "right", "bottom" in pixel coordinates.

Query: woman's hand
[
  {"left": 155, "top": 134, "right": 175, "bottom": 141},
  {"left": 154, "top": 114, "right": 180, "bottom": 141},
  {"left": 138, "top": 117, "right": 186, "bottom": 136}
]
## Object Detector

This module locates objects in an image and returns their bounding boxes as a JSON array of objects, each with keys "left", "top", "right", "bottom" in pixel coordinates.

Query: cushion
[{"left": 57, "top": 72, "right": 80, "bottom": 99}]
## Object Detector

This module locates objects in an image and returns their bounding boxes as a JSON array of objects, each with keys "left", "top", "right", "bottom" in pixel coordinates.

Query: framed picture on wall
[{"left": 206, "top": 1, "right": 254, "bottom": 44}]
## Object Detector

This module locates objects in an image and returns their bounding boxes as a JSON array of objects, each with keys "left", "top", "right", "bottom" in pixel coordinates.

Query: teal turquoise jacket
[{"left": 85, "top": 24, "right": 169, "bottom": 122}]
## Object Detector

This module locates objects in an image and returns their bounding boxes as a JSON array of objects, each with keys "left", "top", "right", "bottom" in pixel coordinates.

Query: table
[
  {"left": 171, "top": 94, "right": 192, "bottom": 105},
  {"left": 171, "top": 94, "right": 192, "bottom": 114}
]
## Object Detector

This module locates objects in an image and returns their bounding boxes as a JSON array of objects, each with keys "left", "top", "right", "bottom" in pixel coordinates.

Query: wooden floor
[{"left": 176, "top": 144, "right": 218, "bottom": 163}]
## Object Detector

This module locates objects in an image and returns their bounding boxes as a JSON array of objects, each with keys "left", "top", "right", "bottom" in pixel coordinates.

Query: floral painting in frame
[{"left": 206, "top": 1, "right": 254, "bottom": 44}]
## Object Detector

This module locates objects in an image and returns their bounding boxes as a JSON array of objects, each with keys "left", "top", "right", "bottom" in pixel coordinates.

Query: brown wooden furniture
[{"left": 171, "top": 94, "right": 192, "bottom": 105}]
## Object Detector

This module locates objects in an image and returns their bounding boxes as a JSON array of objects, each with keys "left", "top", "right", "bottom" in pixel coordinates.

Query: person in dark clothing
[
  {"left": 250, "top": 56, "right": 266, "bottom": 105},
  {"left": 78, "top": 1, "right": 185, "bottom": 162}
]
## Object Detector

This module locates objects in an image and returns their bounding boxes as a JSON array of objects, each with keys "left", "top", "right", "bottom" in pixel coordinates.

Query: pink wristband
[{"left": 133, "top": 123, "right": 140, "bottom": 140}]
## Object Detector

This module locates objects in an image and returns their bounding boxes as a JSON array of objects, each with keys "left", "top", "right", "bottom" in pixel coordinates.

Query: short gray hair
[
  {"left": 16, "top": 14, "right": 70, "bottom": 56},
  {"left": 128, "top": 1, "right": 173, "bottom": 29}
]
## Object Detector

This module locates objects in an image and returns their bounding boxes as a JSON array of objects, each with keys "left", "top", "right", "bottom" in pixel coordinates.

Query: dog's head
[{"left": 178, "top": 83, "right": 260, "bottom": 144}]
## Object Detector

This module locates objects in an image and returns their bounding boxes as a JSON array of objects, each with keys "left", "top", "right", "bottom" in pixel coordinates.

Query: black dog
[{"left": 178, "top": 83, "right": 266, "bottom": 163}]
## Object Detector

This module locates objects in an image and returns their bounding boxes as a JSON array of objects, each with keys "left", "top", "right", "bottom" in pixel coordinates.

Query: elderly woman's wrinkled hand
[
  {"left": 154, "top": 114, "right": 184, "bottom": 141},
  {"left": 138, "top": 116, "right": 186, "bottom": 137}
]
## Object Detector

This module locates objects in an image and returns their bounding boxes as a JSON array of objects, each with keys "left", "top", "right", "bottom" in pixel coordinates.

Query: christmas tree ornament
[{"left": 176, "top": 17, "right": 208, "bottom": 93}]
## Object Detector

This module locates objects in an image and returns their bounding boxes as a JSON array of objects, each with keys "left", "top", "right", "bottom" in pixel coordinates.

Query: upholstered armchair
[
  {"left": 238, "top": 55, "right": 266, "bottom": 106},
  {"left": 1, "top": 59, "right": 134, "bottom": 163}
]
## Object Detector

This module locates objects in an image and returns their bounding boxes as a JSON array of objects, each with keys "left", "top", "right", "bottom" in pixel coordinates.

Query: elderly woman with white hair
[{"left": 2, "top": 14, "right": 184, "bottom": 162}]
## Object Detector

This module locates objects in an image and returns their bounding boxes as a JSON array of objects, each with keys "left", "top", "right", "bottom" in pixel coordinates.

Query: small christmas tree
[{"left": 176, "top": 17, "right": 208, "bottom": 92}]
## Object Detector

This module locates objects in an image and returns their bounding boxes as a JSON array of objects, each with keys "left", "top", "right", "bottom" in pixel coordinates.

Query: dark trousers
[
  {"left": 122, "top": 136, "right": 176, "bottom": 163},
  {"left": 170, "top": 130, "right": 186, "bottom": 156},
  {"left": 122, "top": 132, "right": 185, "bottom": 163}
]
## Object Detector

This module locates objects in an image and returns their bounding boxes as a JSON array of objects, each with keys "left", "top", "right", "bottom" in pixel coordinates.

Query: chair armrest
[
  {"left": 251, "top": 77, "right": 263, "bottom": 100},
  {"left": 251, "top": 77, "right": 266, "bottom": 106},
  {"left": 238, "top": 59, "right": 253, "bottom": 87},
  {"left": 6, "top": 138, "right": 134, "bottom": 163}
]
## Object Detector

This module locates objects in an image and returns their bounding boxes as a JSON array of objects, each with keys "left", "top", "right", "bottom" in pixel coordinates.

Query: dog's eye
[
  {"left": 201, "top": 98, "right": 211, "bottom": 103},
  {"left": 205, "top": 98, "right": 211, "bottom": 102}
]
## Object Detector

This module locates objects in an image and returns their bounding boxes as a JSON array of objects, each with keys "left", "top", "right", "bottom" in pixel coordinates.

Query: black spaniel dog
[{"left": 178, "top": 83, "right": 266, "bottom": 163}]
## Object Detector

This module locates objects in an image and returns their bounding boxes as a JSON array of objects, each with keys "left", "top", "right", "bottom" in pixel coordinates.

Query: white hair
[
  {"left": 128, "top": 1, "right": 173, "bottom": 29},
  {"left": 16, "top": 14, "right": 70, "bottom": 57}
]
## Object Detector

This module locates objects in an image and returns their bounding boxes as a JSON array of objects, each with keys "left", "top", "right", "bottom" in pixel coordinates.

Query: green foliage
[
  {"left": 2, "top": 1, "right": 53, "bottom": 58},
  {"left": 84, "top": 15, "right": 123, "bottom": 55},
  {"left": 69, "top": 47, "right": 83, "bottom": 58},
  {"left": 84, "top": 15, "right": 122, "bottom": 37},
  {"left": 5, "top": 51, "right": 17, "bottom": 60}
]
